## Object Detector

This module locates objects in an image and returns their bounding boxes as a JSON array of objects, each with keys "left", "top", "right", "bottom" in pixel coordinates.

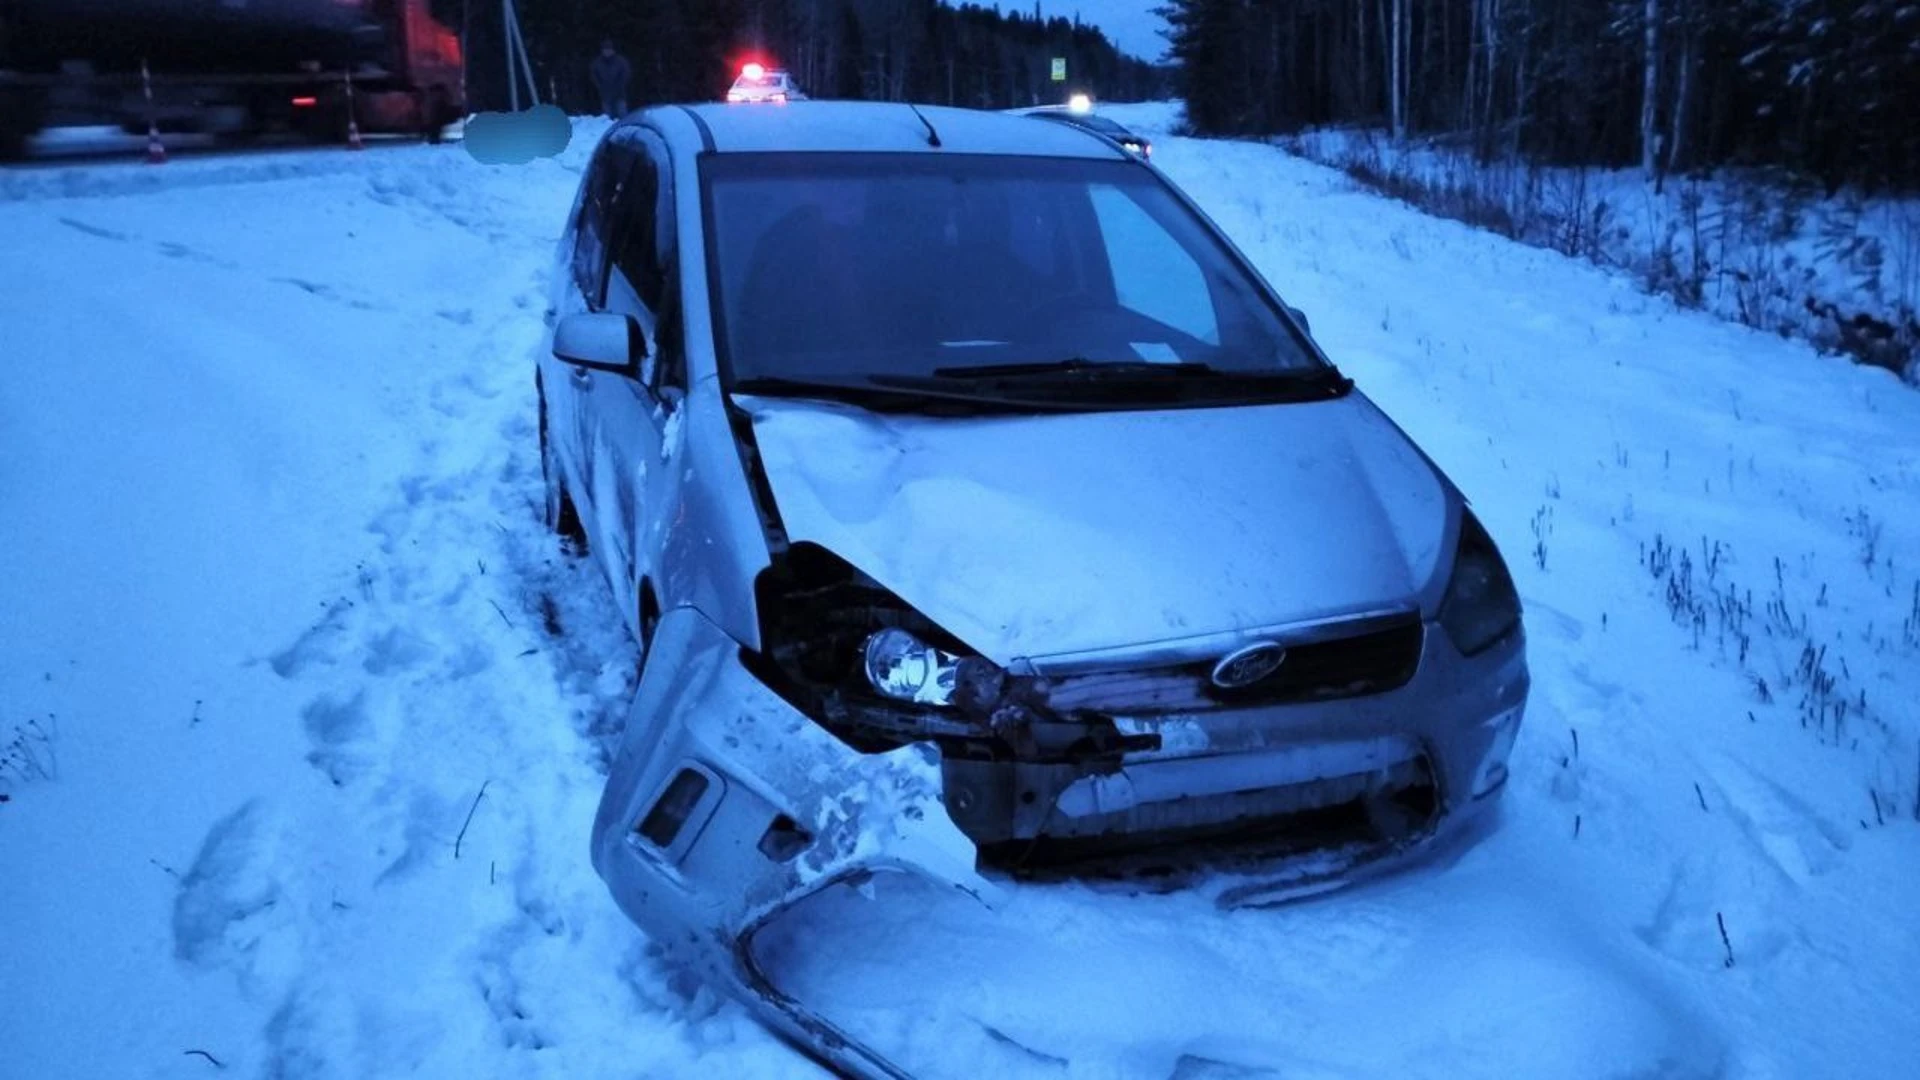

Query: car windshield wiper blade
[
  {"left": 728, "top": 375, "right": 1090, "bottom": 414},
  {"left": 931, "top": 358, "right": 1218, "bottom": 379},
  {"left": 910, "top": 360, "right": 1354, "bottom": 405}
]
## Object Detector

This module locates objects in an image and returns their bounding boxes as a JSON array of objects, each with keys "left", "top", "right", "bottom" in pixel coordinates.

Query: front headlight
[
  {"left": 863, "top": 627, "right": 964, "bottom": 705},
  {"left": 751, "top": 543, "right": 1158, "bottom": 761},
  {"left": 1439, "top": 509, "right": 1522, "bottom": 657}
]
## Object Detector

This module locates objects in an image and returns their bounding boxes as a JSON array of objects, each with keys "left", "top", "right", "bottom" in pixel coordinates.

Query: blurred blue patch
[{"left": 463, "top": 104, "right": 570, "bottom": 165}]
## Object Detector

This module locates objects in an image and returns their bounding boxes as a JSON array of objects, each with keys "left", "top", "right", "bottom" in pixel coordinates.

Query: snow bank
[{"left": 1282, "top": 126, "right": 1920, "bottom": 383}]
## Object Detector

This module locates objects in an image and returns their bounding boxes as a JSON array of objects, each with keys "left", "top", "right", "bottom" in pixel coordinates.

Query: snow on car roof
[{"left": 671, "top": 101, "right": 1130, "bottom": 158}]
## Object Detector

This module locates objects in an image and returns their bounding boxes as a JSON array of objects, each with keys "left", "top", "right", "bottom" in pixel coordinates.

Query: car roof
[
  {"left": 1031, "top": 111, "right": 1136, "bottom": 137},
  {"left": 660, "top": 101, "right": 1130, "bottom": 159}
]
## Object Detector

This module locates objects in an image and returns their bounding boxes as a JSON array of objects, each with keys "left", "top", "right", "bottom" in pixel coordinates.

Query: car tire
[{"left": 538, "top": 394, "right": 587, "bottom": 552}]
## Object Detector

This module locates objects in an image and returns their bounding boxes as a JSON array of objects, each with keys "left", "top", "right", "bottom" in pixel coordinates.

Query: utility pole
[{"left": 502, "top": 0, "right": 539, "bottom": 110}]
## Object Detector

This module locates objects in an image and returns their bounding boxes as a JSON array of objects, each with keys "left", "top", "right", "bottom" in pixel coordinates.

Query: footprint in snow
[
  {"left": 273, "top": 275, "right": 384, "bottom": 311},
  {"left": 1704, "top": 759, "right": 1851, "bottom": 884},
  {"left": 361, "top": 625, "right": 434, "bottom": 676},
  {"left": 268, "top": 600, "right": 356, "bottom": 679},
  {"left": 301, "top": 690, "right": 378, "bottom": 787},
  {"left": 173, "top": 800, "right": 298, "bottom": 986},
  {"left": 155, "top": 239, "right": 234, "bottom": 268},
  {"left": 1636, "top": 848, "right": 1800, "bottom": 971}
]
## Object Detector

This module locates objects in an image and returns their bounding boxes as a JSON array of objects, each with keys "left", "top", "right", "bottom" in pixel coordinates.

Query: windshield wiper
[
  {"left": 932, "top": 358, "right": 1218, "bottom": 379},
  {"left": 728, "top": 375, "right": 1088, "bottom": 415},
  {"left": 908, "top": 359, "right": 1353, "bottom": 406}
]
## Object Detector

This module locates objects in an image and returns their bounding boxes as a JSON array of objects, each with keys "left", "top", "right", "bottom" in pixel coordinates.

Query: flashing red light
[
  {"left": 741, "top": 62, "right": 766, "bottom": 80},
  {"left": 291, "top": 96, "right": 318, "bottom": 107}
]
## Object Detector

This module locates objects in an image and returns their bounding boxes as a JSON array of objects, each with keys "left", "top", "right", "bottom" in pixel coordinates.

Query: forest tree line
[
  {"left": 459, "top": 0, "right": 1165, "bottom": 117},
  {"left": 1160, "top": 0, "right": 1920, "bottom": 192}
]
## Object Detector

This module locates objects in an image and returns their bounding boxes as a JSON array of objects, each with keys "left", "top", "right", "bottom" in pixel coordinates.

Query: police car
[{"left": 725, "top": 63, "right": 806, "bottom": 103}]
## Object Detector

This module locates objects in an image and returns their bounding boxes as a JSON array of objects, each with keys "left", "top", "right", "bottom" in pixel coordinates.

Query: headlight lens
[
  {"left": 863, "top": 627, "right": 963, "bottom": 705},
  {"left": 1439, "top": 509, "right": 1522, "bottom": 657}
]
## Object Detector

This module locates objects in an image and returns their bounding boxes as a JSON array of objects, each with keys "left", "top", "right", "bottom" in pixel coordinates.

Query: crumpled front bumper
[
  {"left": 943, "top": 621, "right": 1529, "bottom": 859},
  {"left": 591, "top": 607, "right": 1527, "bottom": 1076},
  {"left": 590, "top": 607, "right": 1000, "bottom": 1078}
]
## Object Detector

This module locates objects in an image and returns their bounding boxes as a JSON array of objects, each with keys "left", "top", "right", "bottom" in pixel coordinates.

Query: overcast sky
[{"left": 958, "top": 1, "right": 1170, "bottom": 63}]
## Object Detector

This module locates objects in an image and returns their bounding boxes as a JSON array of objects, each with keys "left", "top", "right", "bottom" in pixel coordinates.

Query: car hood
[{"left": 738, "top": 393, "right": 1454, "bottom": 666}]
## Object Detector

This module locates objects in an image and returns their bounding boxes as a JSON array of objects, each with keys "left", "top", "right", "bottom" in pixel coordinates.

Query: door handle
[{"left": 570, "top": 365, "right": 592, "bottom": 388}]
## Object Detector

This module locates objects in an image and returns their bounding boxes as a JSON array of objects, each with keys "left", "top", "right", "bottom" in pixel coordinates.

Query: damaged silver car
[{"left": 539, "top": 101, "right": 1529, "bottom": 1075}]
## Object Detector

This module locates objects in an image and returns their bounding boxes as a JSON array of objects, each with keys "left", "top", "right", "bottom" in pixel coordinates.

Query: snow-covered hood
[{"left": 739, "top": 394, "right": 1454, "bottom": 665}]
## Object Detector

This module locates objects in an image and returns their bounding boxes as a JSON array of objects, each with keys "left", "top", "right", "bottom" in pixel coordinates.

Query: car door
[
  {"left": 546, "top": 140, "right": 639, "bottom": 544},
  {"left": 584, "top": 131, "right": 686, "bottom": 638}
]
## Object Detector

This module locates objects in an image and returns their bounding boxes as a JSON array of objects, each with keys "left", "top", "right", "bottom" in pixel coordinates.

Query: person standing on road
[{"left": 591, "top": 39, "right": 631, "bottom": 119}]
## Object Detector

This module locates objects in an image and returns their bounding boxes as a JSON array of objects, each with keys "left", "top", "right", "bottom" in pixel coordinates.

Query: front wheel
[{"left": 539, "top": 395, "right": 587, "bottom": 552}]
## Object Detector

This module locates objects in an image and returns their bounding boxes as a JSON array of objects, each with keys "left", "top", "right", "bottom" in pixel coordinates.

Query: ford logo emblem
[{"left": 1210, "top": 641, "right": 1288, "bottom": 689}]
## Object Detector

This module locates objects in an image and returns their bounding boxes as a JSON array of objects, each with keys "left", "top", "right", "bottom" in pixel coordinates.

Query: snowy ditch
[{"left": 4, "top": 112, "right": 1918, "bottom": 1078}]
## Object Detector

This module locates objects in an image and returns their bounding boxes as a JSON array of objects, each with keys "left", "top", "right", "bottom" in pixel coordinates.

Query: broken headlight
[
  {"left": 751, "top": 543, "right": 1157, "bottom": 763},
  {"left": 862, "top": 628, "right": 1014, "bottom": 715},
  {"left": 749, "top": 543, "right": 1000, "bottom": 748},
  {"left": 863, "top": 627, "right": 962, "bottom": 704},
  {"left": 1438, "top": 508, "right": 1522, "bottom": 657}
]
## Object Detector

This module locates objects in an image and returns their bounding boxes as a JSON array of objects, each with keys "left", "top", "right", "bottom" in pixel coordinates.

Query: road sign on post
[{"left": 1050, "top": 57, "right": 1066, "bottom": 82}]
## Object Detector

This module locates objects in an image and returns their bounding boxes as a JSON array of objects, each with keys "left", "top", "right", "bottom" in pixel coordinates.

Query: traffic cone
[
  {"left": 344, "top": 70, "right": 365, "bottom": 151},
  {"left": 140, "top": 59, "right": 166, "bottom": 165}
]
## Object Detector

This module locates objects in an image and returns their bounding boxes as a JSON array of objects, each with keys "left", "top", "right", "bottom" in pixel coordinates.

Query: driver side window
[
  {"left": 610, "top": 143, "right": 683, "bottom": 393},
  {"left": 573, "top": 145, "right": 635, "bottom": 307},
  {"left": 1089, "top": 184, "right": 1220, "bottom": 346}
]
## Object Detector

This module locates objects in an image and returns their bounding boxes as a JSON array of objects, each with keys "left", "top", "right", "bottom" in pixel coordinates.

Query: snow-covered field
[
  {"left": 1279, "top": 124, "right": 1920, "bottom": 383},
  {"left": 4, "top": 107, "right": 1917, "bottom": 1078}
]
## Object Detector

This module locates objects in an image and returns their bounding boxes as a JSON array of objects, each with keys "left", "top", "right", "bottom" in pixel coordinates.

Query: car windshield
[{"left": 703, "top": 153, "right": 1321, "bottom": 394}]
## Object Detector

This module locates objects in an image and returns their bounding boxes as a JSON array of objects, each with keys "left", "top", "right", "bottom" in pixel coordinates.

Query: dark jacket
[{"left": 590, "top": 51, "right": 631, "bottom": 99}]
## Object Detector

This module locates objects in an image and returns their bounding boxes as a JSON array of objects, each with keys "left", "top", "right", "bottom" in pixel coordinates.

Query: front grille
[
  {"left": 1043, "top": 618, "right": 1424, "bottom": 714},
  {"left": 979, "top": 753, "right": 1439, "bottom": 879}
]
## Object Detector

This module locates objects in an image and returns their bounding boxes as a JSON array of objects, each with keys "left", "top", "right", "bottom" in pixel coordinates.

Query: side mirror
[
  {"left": 1286, "top": 305, "right": 1312, "bottom": 336},
  {"left": 553, "top": 312, "right": 646, "bottom": 376}
]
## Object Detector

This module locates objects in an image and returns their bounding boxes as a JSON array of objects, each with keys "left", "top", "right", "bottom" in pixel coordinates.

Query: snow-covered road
[{"left": 3, "top": 109, "right": 1916, "bottom": 1079}]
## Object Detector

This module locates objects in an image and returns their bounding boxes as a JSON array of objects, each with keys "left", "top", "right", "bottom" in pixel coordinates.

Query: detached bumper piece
[{"left": 591, "top": 608, "right": 1000, "bottom": 1080}]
